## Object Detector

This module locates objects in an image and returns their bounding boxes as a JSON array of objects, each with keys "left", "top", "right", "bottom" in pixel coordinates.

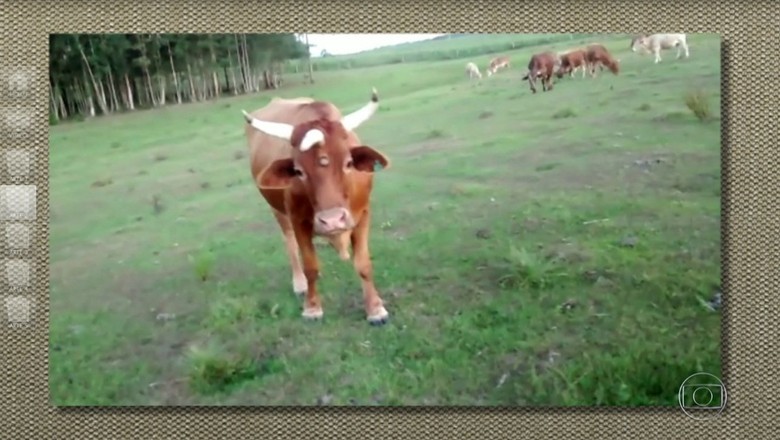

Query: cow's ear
[
  {"left": 258, "top": 158, "right": 297, "bottom": 189},
  {"left": 350, "top": 145, "right": 391, "bottom": 173}
]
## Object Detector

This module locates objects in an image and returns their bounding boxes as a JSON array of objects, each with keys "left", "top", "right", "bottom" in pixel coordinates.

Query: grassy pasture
[{"left": 49, "top": 33, "right": 722, "bottom": 406}]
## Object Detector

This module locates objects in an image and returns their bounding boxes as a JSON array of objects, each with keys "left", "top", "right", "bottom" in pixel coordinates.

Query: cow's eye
[
  {"left": 293, "top": 168, "right": 304, "bottom": 177},
  {"left": 345, "top": 159, "right": 354, "bottom": 169}
]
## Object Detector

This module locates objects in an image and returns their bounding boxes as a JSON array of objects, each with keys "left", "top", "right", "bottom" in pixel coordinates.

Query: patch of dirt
[{"left": 542, "top": 241, "right": 592, "bottom": 264}]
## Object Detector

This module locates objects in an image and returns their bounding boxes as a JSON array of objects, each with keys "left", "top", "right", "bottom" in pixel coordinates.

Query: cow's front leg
[
  {"left": 351, "top": 210, "right": 388, "bottom": 325},
  {"left": 271, "top": 210, "right": 307, "bottom": 296},
  {"left": 293, "top": 222, "right": 324, "bottom": 320},
  {"left": 654, "top": 48, "right": 662, "bottom": 63}
]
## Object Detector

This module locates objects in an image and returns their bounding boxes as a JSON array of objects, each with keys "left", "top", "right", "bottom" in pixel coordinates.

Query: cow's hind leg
[
  {"left": 271, "top": 209, "right": 307, "bottom": 296},
  {"left": 350, "top": 210, "right": 388, "bottom": 325}
]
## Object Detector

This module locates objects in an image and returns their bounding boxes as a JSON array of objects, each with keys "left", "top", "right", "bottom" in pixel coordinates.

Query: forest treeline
[{"left": 49, "top": 33, "right": 310, "bottom": 122}]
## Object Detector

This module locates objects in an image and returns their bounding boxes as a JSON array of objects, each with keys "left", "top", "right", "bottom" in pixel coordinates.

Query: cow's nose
[{"left": 314, "top": 208, "right": 351, "bottom": 233}]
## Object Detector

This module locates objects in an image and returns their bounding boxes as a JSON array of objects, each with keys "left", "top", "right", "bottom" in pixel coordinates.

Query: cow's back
[{"left": 655, "top": 33, "right": 686, "bottom": 48}]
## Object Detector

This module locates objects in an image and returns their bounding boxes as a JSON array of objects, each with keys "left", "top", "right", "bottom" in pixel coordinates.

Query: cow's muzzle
[{"left": 314, "top": 207, "right": 355, "bottom": 236}]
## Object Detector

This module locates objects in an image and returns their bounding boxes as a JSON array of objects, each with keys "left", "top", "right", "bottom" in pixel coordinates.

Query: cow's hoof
[
  {"left": 302, "top": 307, "right": 324, "bottom": 320},
  {"left": 366, "top": 307, "right": 389, "bottom": 326}
]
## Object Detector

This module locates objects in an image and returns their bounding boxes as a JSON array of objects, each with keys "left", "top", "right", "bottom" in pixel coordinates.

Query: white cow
[
  {"left": 465, "top": 62, "right": 482, "bottom": 80},
  {"left": 631, "top": 33, "right": 690, "bottom": 64}
]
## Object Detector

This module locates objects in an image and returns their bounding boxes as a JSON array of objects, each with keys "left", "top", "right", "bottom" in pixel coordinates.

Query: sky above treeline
[{"left": 300, "top": 33, "right": 447, "bottom": 57}]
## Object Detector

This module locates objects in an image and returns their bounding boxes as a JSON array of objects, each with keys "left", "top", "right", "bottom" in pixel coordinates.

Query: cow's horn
[
  {"left": 299, "top": 129, "right": 325, "bottom": 152},
  {"left": 341, "top": 87, "right": 379, "bottom": 132},
  {"left": 241, "top": 110, "right": 294, "bottom": 141}
]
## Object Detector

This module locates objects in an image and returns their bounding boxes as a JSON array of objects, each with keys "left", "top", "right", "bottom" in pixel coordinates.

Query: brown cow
[
  {"left": 584, "top": 44, "right": 620, "bottom": 77},
  {"left": 556, "top": 49, "right": 588, "bottom": 79},
  {"left": 241, "top": 89, "right": 392, "bottom": 325},
  {"left": 521, "top": 51, "right": 561, "bottom": 93},
  {"left": 487, "top": 56, "right": 510, "bottom": 76}
]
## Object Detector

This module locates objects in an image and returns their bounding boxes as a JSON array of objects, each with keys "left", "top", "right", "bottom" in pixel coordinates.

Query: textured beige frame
[{"left": 0, "top": 0, "right": 776, "bottom": 437}]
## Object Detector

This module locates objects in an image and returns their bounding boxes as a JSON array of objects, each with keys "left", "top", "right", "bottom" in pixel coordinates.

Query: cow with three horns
[{"left": 241, "top": 89, "right": 392, "bottom": 325}]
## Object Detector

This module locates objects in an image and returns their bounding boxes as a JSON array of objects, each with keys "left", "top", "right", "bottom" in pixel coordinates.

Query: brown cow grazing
[
  {"left": 522, "top": 51, "right": 561, "bottom": 93},
  {"left": 487, "top": 56, "right": 510, "bottom": 76},
  {"left": 584, "top": 44, "right": 620, "bottom": 77},
  {"left": 241, "top": 88, "right": 392, "bottom": 325},
  {"left": 556, "top": 49, "right": 588, "bottom": 79}
]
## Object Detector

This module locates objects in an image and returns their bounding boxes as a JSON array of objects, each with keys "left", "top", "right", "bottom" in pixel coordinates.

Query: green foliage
[
  {"left": 49, "top": 33, "right": 309, "bottom": 120},
  {"left": 684, "top": 89, "right": 713, "bottom": 122}
]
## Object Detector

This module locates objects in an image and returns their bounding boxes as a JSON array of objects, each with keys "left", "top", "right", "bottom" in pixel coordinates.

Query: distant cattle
[
  {"left": 465, "top": 62, "right": 482, "bottom": 80},
  {"left": 556, "top": 49, "right": 588, "bottom": 79},
  {"left": 241, "top": 89, "right": 392, "bottom": 325},
  {"left": 487, "top": 56, "right": 510, "bottom": 76},
  {"left": 522, "top": 51, "right": 561, "bottom": 93},
  {"left": 584, "top": 44, "right": 620, "bottom": 77},
  {"left": 631, "top": 33, "right": 690, "bottom": 64}
]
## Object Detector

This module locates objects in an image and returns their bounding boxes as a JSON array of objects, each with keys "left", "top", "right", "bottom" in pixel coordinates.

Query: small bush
[
  {"left": 426, "top": 129, "right": 446, "bottom": 139},
  {"left": 497, "top": 245, "right": 569, "bottom": 290},
  {"left": 552, "top": 108, "right": 577, "bottom": 119},
  {"left": 187, "top": 342, "right": 281, "bottom": 394},
  {"left": 683, "top": 90, "right": 711, "bottom": 122},
  {"left": 188, "top": 248, "right": 215, "bottom": 282}
]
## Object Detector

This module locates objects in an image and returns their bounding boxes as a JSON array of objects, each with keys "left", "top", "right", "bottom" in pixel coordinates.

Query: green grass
[{"left": 49, "top": 33, "right": 722, "bottom": 406}]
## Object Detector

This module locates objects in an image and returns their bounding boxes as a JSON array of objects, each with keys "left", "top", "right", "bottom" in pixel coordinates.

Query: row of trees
[{"left": 48, "top": 34, "right": 311, "bottom": 122}]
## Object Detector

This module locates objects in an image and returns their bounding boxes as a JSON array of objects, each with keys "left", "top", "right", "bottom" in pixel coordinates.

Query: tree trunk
[
  {"left": 68, "top": 82, "right": 78, "bottom": 116},
  {"left": 233, "top": 34, "right": 244, "bottom": 92},
  {"left": 119, "top": 77, "right": 129, "bottom": 109},
  {"left": 238, "top": 34, "right": 247, "bottom": 91},
  {"left": 167, "top": 41, "right": 182, "bottom": 105},
  {"left": 124, "top": 73, "right": 135, "bottom": 110},
  {"left": 107, "top": 68, "right": 119, "bottom": 112},
  {"left": 49, "top": 77, "right": 60, "bottom": 123},
  {"left": 80, "top": 73, "right": 96, "bottom": 117},
  {"left": 305, "top": 34, "right": 314, "bottom": 84},
  {"left": 186, "top": 62, "right": 196, "bottom": 102},
  {"left": 58, "top": 92, "right": 68, "bottom": 119},
  {"left": 143, "top": 67, "right": 156, "bottom": 107},
  {"left": 158, "top": 75, "right": 166, "bottom": 106},
  {"left": 77, "top": 43, "right": 108, "bottom": 114},
  {"left": 241, "top": 34, "right": 253, "bottom": 92},
  {"left": 97, "top": 80, "right": 110, "bottom": 114},
  {"left": 209, "top": 41, "right": 220, "bottom": 99}
]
